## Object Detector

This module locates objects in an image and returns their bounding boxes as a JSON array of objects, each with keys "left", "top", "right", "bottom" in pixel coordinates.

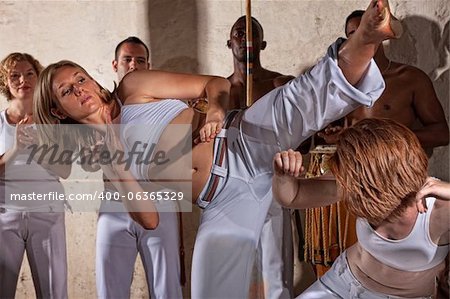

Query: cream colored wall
[{"left": 0, "top": 1, "right": 448, "bottom": 298}]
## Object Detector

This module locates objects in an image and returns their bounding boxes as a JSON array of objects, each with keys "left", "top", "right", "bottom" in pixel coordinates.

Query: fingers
[
  {"left": 294, "top": 151, "right": 304, "bottom": 177},
  {"left": 415, "top": 177, "right": 441, "bottom": 212},
  {"left": 288, "top": 151, "right": 297, "bottom": 175},
  {"left": 281, "top": 151, "right": 290, "bottom": 173},
  {"left": 16, "top": 117, "right": 37, "bottom": 147},
  {"left": 273, "top": 149, "right": 303, "bottom": 177},
  {"left": 215, "top": 122, "right": 223, "bottom": 134},
  {"left": 198, "top": 127, "right": 207, "bottom": 143},
  {"left": 18, "top": 115, "right": 31, "bottom": 125},
  {"left": 273, "top": 152, "right": 283, "bottom": 174},
  {"left": 415, "top": 199, "right": 428, "bottom": 214},
  {"left": 198, "top": 121, "right": 222, "bottom": 143},
  {"left": 17, "top": 127, "right": 35, "bottom": 146},
  {"left": 17, "top": 114, "right": 33, "bottom": 125},
  {"left": 416, "top": 177, "right": 449, "bottom": 200}
]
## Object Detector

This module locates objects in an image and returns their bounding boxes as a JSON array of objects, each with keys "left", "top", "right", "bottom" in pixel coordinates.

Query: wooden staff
[{"left": 245, "top": 0, "right": 253, "bottom": 107}]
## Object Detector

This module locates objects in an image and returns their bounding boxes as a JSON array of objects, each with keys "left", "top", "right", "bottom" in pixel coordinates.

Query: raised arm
[
  {"left": 117, "top": 69, "right": 229, "bottom": 109},
  {"left": 272, "top": 150, "right": 338, "bottom": 209},
  {"left": 417, "top": 177, "right": 450, "bottom": 202},
  {"left": 117, "top": 69, "right": 230, "bottom": 142}
]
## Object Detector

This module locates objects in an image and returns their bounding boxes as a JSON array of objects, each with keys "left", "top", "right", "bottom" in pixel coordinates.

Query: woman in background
[{"left": 0, "top": 53, "right": 68, "bottom": 298}]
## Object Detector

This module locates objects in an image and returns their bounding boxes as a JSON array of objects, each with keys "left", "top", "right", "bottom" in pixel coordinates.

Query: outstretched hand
[
  {"left": 416, "top": 177, "right": 450, "bottom": 213},
  {"left": 273, "top": 149, "right": 304, "bottom": 178}
]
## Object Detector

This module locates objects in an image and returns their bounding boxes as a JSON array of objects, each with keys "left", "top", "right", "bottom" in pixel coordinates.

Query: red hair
[{"left": 329, "top": 118, "right": 428, "bottom": 226}]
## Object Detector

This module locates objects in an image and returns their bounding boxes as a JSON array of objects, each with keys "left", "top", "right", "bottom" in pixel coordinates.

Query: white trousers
[
  {"left": 297, "top": 252, "right": 432, "bottom": 299},
  {"left": 0, "top": 209, "right": 67, "bottom": 299},
  {"left": 96, "top": 201, "right": 182, "bottom": 299},
  {"left": 259, "top": 201, "right": 293, "bottom": 298}
]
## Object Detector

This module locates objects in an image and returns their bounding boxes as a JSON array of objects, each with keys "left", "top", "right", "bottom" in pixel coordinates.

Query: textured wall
[{"left": 0, "top": 0, "right": 448, "bottom": 298}]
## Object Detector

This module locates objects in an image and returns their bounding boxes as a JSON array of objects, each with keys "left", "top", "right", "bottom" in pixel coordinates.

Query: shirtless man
[
  {"left": 226, "top": 16, "right": 295, "bottom": 298},
  {"left": 227, "top": 16, "right": 294, "bottom": 109},
  {"left": 320, "top": 10, "right": 449, "bottom": 149}
]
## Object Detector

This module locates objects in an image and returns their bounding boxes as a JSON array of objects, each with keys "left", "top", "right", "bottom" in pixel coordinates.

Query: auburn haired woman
[{"left": 273, "top": 118, "right": 449, "bottom": 298}]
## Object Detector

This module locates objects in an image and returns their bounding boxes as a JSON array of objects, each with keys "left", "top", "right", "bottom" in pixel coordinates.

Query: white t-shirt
[{"left": 0, "top": 110, "right": 65, "bottom": 211}]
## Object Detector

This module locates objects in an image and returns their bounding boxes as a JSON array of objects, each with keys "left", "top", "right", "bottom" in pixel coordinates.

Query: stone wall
[{"left": 0, "top": 1, "right": 448, "bottom": 298}]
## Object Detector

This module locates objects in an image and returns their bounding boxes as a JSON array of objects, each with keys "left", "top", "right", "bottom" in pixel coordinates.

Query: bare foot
[{"left": 360, "top": 0, "right": 403, "bottom": 43}]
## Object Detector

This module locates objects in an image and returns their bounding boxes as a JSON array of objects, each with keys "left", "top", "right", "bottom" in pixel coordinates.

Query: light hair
[
  {"left": 329, "top": 118, "right": 428, "bottom": 226},
  {"left": 0, "top": 53, "right": 43, "bottom": 101},
  {"left": 33, "top": 60, "right": 113, "bottom": 149}
]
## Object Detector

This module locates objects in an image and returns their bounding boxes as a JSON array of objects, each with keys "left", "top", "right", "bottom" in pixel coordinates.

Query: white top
[
  {"left": 0, "top": 110, "right": 65, "bottom": 211},
  {"left": 357, "top": 197, "right": 449, "bottom": 271},
  {"left": 120, "top": 99, "right": 188, "bottom": 181}
]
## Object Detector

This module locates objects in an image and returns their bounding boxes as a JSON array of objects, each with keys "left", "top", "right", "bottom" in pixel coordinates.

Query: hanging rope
[{"left": 245, "top": 0, "right": 253, "bottom": 108}]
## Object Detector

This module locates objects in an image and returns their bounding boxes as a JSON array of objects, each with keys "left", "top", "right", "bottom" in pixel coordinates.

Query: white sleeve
[{"left": 243, "top": 38, "right": 385, "bottom": 150}]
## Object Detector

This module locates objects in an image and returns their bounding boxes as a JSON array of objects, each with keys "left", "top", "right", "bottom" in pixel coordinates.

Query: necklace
[{"left": 382, "top": 60, "right": 392, "bottom": 74}]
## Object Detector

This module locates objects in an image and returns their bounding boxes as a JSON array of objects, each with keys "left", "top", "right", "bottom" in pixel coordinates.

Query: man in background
[
  {"left": 226, "top": 16, "right": 295, "bottom": 298},
  {"left": 95, "top": 36, "right": 183, "bottom": 299}
]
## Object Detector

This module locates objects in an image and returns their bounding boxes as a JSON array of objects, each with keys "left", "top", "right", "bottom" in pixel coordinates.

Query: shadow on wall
[
  {"left": 388, "top": 16, "right": 444, "bottom": 74},
  {"left": 432, "top": 20, "right": 449, "bottom": 83},
  {"left": 146, "top": 0, "right": 198, "bottom": 73},
  {"left": 387, "top": 15, "right": 448, "bottom": 107},
  {"left": 388, "top": 15, "right": 450, "bottom": 180}
]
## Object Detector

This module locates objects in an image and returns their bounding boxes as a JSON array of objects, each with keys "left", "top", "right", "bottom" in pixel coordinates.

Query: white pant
[
  {"left": 96, "top": 200, "right": 182, "bottom": 299},
  {"left": 260, "top": 201, "right": 293, "bottom": 298},
  {"left": 0, "top": 209, "right": 67, "bottom": 299},
  {"left": 298, "top": 253, "right": 432, "bottom": 299},
  {"left": 192, "top": 39, "right": 384, "bottom": 298}
]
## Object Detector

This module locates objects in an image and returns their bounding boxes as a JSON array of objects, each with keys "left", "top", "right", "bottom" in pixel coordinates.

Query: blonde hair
[
  {"left": 329, "top": 118, "right": 428, "bottom": 226},
  {"left": 0, "top": 53, "right": 43, "bottom": 101},
  {"left": 33, "top": 60, "right": 113, "bottom": 149}
]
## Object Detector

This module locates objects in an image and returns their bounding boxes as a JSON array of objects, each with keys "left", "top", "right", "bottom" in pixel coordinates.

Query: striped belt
[{"left": 197, "top": 110, "right": 239, "bottom": 209}]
